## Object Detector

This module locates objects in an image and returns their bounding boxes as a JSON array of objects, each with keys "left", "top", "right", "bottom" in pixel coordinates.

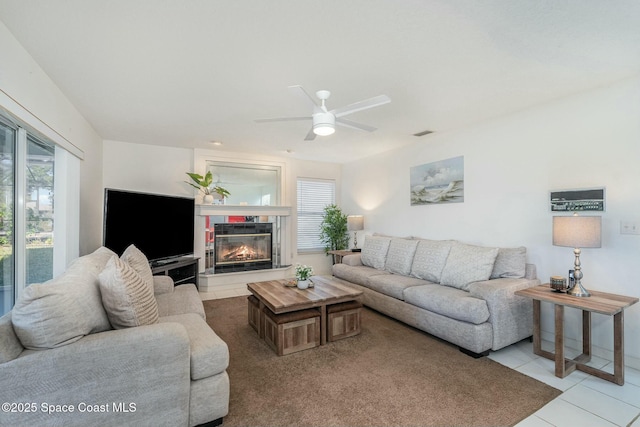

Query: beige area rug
[{"left": 204, "top": 297, "right": 560, "bottom": 427}]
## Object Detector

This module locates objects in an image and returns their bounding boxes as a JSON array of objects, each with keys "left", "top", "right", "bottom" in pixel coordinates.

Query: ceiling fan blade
[
  {"left": 304, "top": 126, "right": 317, "bottom": 141},
  {"left": 254, "top": 117, "right": 311, "bottom": 123},
  {"left": 288, "top": 85, "right": 319, "bottom": 109},
  {"left": 335, "top": 118, "right": 377, "bottom": 132},
  {"left": 331, "top": 95, "right": 391, "bottom": 118}
]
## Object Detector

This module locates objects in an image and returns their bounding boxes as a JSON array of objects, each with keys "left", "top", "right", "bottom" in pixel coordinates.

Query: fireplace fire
[{"left": 214, "top": 223, "right": 273, "bottom": 273}]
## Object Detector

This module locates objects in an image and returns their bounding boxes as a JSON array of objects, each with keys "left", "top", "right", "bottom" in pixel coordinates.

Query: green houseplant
[
  {"left": 319, "top": 204, "right": 349, "bottom": 255},
  {"left": 185, "top": 171, "right": 230, "bottom": 203}
]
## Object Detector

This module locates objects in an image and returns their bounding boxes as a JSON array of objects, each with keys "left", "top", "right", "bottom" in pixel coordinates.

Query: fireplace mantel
[{"left": 196, "top": 204, "right": 292, "bottom": 217}]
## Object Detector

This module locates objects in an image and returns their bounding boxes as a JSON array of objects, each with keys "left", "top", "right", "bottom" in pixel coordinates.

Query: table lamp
[
  {"left": 347, "top": 215, "right": 364, "bottom": 252},
  {"left": 552, "top": 214, "right": 601, "bottom": 297}
]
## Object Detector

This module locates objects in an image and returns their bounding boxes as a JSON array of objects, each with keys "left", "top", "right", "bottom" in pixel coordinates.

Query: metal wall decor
[{"left": 550, "top": 188, "right": 605, "bottom": 212}]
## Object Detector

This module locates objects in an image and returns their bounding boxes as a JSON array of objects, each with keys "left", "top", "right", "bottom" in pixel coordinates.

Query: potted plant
[
  {"left": 212, "top": 185, "right": 231, "bottom": 203},
  {"left": 295, "top": 264, "right": 314, "bottom": 289},
  {"left": 319, "top": 204, "right": 349, "bottom": 262},
  {"left": 185, "top": 171, "right": 230, "bottom": 204}
]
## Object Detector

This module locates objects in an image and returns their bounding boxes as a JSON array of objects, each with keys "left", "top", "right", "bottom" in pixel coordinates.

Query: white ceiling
[{"left": 1, "top": 1, "right": 639, "bottom": 163}]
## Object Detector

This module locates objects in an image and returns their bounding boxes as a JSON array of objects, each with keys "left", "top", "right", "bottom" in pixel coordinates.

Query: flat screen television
[{"left": 103, "top": 189, "right": 195, "bottom": 264}]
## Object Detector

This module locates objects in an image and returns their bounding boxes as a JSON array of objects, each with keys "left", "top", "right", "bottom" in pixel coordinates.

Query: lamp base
[
  {"left": 351, "top": 248, "right": 361, "bottom": 252},
  {"left": 568, "top": 248, "right": 590, "bottom": 297},
  {"left": 567, "top": 282, "right": 591, "bottom": 297}
]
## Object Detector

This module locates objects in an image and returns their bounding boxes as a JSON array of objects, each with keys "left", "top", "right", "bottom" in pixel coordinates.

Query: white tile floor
[
  {"left": 489, "top": 341, "right": 640, "bottom": 427},
  {"left": 201, "top": 288, "right": 640, "bottom": 427}
]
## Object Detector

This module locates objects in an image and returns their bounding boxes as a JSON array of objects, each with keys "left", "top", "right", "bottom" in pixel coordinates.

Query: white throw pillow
[
  {"left": 410, "top": 239, "right": 454, "bottom": 283},
  {"left": 121, "top": 244, "right": 154, "bottom": 292},
  {"left": 490, "top": 247, "right": 527, "bottom": 279},
  {"left": 11, "top": 247, "right": 115, "bottom": 350},
  {"left": 384, "top": 238, "right": 419, "bottom": 275},
  {"left": 360, "top": 236, "right": 391, "bottom": 270},
  {"left": 440, "top": 242, "right": 499, "bottom": 291},
  {"left": 99, "top": 256, "right": 159, "bottom": 329}
]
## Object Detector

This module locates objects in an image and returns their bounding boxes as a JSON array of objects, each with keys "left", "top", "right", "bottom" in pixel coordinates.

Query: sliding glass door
[
  {"left": 0, "top": 118, "right": 56, "bottom": 316},
  {"left": 0, "top": 120, "right": 15, "bottom": 315},
  {"left": 26, "top": 136, "right": 54, "bottom": 285}
]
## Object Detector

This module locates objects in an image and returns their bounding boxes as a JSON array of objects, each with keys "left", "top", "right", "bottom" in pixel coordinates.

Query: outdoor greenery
[
  {"left": 319, "top": 204, "right": 349, "bottom": 254},
  {"left": 0, "top": 245, "right": 53, "bottom": 284}
]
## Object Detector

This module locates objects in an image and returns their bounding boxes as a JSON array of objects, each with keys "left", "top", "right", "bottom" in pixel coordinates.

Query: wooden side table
[
  {"left": 515, "top": 285, "right": 638, "bottom": 385},
  {"left": 327, "top": 249, "right": 357, "bottom": 264}
]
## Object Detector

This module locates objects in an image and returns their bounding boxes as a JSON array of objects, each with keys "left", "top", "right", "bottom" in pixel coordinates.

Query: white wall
[
  {"left": 341, "top": 75, "right": 640, "bottom": 367},
  {"left": 0, "top": 21, "right": 104, "bottom": 255},
  {"left": 103, "top": 140, "right": 193, "bottom": 197}
]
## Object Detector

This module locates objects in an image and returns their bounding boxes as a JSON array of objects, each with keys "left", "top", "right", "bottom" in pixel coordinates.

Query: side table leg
[
  {"left": 613, "top": 311, "right": 625, "bottom": 385},
  {"left": 532, "top": 300, "right": 542, "bottom": 356},
  {"left": 555, "top": 304, "right": 566, "bottom": 378},
  {"left": 582, "top": 310, "right": 592, "bottom": 360}
]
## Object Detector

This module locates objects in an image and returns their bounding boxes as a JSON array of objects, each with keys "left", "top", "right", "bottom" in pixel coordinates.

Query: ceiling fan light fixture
[
  {"left": 313, "top": 124, "right": 335, "bottom": 136},
  {"left": 312, "top": 112, "right": 335, "bottom": 136}
]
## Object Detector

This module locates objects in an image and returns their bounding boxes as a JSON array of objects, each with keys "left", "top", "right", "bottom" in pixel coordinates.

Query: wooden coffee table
[{"left": 247, "top": 275, "right": 363, "bottom": 345}]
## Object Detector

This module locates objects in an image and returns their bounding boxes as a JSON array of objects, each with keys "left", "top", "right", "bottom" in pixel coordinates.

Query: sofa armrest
[
  {"left": 153, "top": 275, "right": 175, "bottom": 295},
  {"left": 468, "top": 277, "right": 541, "bottom": 350},
  {"left": 342, "top": 253, "right": 363, "bottom": 266},
  {"left": 0, "top": 323, "right": 191, "bottom": 427}
]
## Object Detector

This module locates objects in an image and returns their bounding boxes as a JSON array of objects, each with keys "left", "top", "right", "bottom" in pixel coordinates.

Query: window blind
[{"left": 297, "top": 178, "right": 335, "bottom": 252}]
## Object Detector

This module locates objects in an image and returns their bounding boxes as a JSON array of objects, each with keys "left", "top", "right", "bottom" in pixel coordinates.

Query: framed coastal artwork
[{"left": 410, "top": 156, "right": 464, "bottom": 206}]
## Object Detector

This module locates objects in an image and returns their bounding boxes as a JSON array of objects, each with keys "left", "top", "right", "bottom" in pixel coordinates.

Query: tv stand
[
  {"left": 151, "top": 258, "right": 179, "bottom": 267},
  {"left": 151, "top": 257, "right": 200, "bottom": 289}
]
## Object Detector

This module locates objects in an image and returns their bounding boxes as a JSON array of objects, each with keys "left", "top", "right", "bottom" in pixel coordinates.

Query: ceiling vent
[{"left": 413, "top": 130, "right": 434, "bottom": 137}]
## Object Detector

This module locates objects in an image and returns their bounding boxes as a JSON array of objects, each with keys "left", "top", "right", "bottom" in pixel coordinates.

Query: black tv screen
[{"left": 103, "top": 189, "right": 195, "bottom": 263}]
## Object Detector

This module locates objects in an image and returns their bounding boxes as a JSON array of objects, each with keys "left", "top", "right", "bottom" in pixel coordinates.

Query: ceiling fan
[{"left": 254, "top": 85, "right": 391, "bottom": 141}]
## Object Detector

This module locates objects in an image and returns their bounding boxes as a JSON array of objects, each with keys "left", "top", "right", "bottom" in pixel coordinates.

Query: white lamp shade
[
  {"left": 347, "top": 215, "right": 364, "bottom": 231},
  {"left": 552, "top": 216, "right": 602, "bottom": 248}
]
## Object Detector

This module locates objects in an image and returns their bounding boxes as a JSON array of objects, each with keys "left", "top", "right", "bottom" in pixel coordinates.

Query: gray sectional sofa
[
  {"left": 0, "top": 246, "right": 229, "bottom": 427},
  {"left": 332, "top": 235, "right": 540, "bottom": 356}
]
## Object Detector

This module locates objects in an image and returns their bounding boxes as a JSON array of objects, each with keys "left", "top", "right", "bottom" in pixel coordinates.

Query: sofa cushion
[
  {"left": 121, "top": 244, "right": 154, "bottom": 292},
  {"left": 491, "top": 247, "right": 527, "bottom": 279},
  {"left": 99, "top": 256, "right": 159, "bottom": 329},
  {"left": 160, "top": 313, "right": 229, "bottom": 380},
  {"left": 360, "top": 235, "right": 391, "bottom": 269},
  {"left": 410, "top": 239, "right": 453, "bottom": 283},
  {"left": 332, "top": 264, "right": 390, "bottom": 286},
  {"left": 403, "top": 285, "right": 490, "bottom": 325},
  {"left": 366, "top": 274, "right": 433, "bottom": 300},
  {"left": 156, "top": 284, "right": 206, "bottom": 319},
  {"left": 11, "top": 247, "right": 115, "bottom": 350},
  {"left": 440, "top": 242, "right": 499, "bottom": 291},
  {"left": 384, "top": 238, "right": 419, "bottom": 275}
]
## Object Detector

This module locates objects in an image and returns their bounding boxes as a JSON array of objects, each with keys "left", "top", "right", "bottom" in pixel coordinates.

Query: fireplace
[{"left": 213, "top": 223, "right": 273, "bottom": 273}]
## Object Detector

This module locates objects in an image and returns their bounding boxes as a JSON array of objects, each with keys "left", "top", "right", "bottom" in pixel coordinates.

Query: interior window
[{"left": 297, "top": 178, "right": 335, "bottom": 252}]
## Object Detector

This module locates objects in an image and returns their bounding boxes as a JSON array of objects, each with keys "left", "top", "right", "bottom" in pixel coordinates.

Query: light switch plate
[{"left": 620, "top": 221, "right": 640, "bottom": 235}]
